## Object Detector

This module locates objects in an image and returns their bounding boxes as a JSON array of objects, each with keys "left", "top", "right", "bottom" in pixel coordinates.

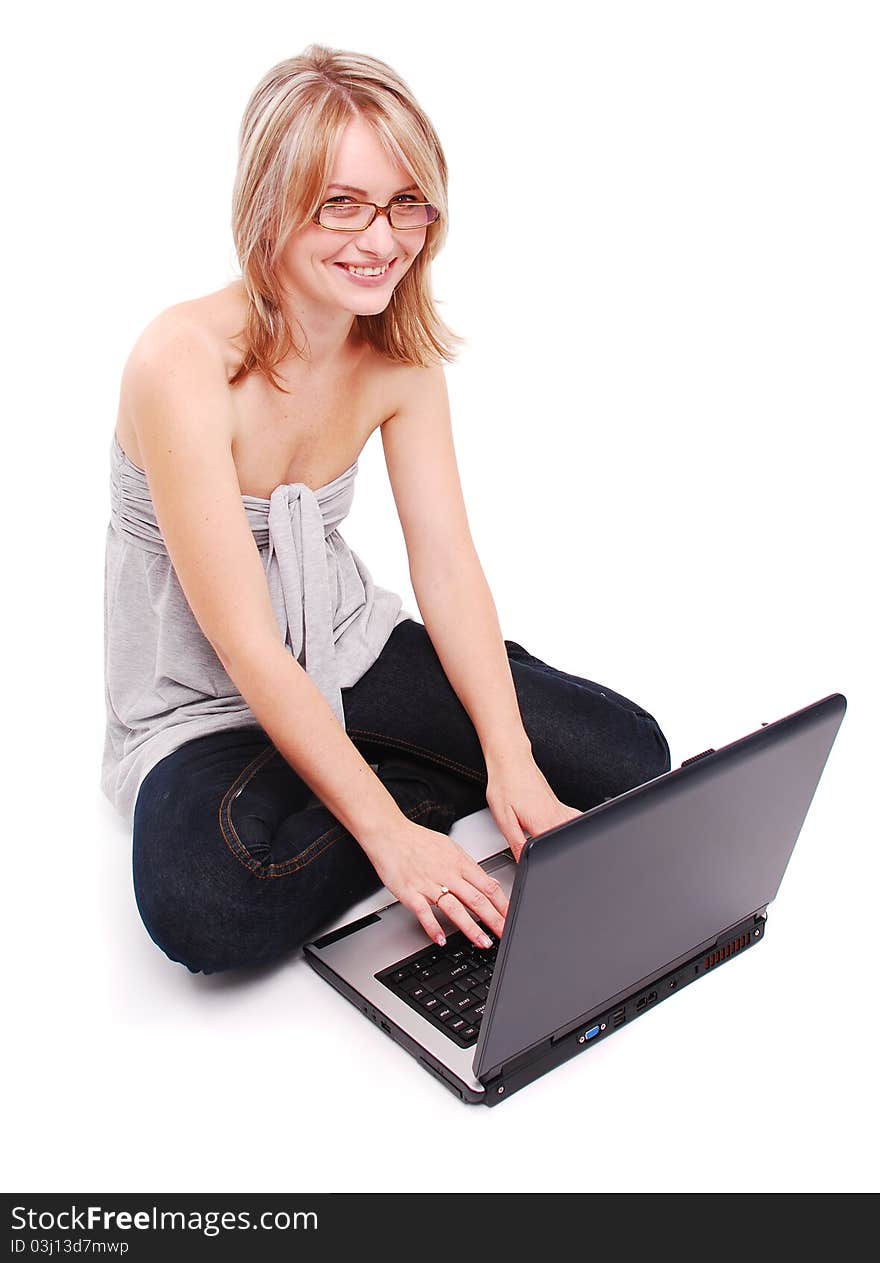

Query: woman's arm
[
  {"left": 409, "top": 549, "right": 531, "bottom": 764},
  {"left": 382, "top": 363, "right": 581, "bottom": 855},
  {"left": 382, "top": 362, "right": 534, "bottom": 761}
]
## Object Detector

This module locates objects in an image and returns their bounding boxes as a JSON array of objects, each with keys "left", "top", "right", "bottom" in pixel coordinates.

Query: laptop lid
[{"left": 474, "top": 692, "right": 846, "bottom": 1082}]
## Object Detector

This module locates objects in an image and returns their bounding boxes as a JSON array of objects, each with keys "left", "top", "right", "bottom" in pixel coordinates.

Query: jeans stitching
[
  {"left": 219, "top": 740, "right": 452, "bottom": 879},
  {"left": 245, "top": 797, "right": 449, "bottom": 879},
  {"left": 218, "top": 743, "right": 281, "bottom": 874},
  {"left": 346, "top": 728, "right": 486, "bottom": 784}
]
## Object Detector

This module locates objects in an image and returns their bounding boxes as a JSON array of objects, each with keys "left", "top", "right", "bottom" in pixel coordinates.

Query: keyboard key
[
  {"left": 421, "top": 966, "right": 457, "bottom": 990},
  {"left": 391, "top": 966, "right": 413, "bottom": 983},
  {"left": 452, "top": 993, "right": 476, "bottom": 1013},
  {"left": 409, "top": 986, "right": 428, "bottom": 1001},
  {"left": 471, "top": 967, "right": 491, "bottom": 983},
  {"left": 422, "top": 956, "right": 456, "bottom": 976},
  {"left": 448, "top": 1016, "right": 468, "bottom": 1033},
  {"left": 398, "top": 976, "right": 422, "bottom": 995},
  {"left": 469, "top": 1002, "right": 486, "bottom": 1020},
  {"left": 420, "top": 995, "right": 441, "bottom": 1012},
  {"left": 472, "top": 983, "right": 489, "bottom": 1000},
  {"left": 460, "top": 1026, "right": 479, "bottom": 1042},
  {"left": 436, "top": 1007, "right": 454, "bottom": 1023},
  {"left": 456, "top": 975, "right": 478, "bottom": 991},
  {"left": 438, "top": 985, "right": 459, "bottom": 1002},
  {"left": 416, "top": 965, "right": 443, "bottom": 981}
]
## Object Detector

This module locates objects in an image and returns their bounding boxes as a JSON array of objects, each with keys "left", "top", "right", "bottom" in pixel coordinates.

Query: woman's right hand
[{"left": 363, "top": 817, "right": 509, "bottom": 949}]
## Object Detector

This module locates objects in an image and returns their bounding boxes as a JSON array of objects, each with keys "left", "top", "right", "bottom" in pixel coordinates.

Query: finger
[
  {"left": 468, "top": 865, "right": 510, "bottom": 919},
  {"left": 434, "top": 891, "right": 493, "bottom": 950},
  {"left": 411, "top": 895, "right": 447, "bottom": 947},
  {"left": 457, "top": 876, "right": 507, "bottom": 938},
  {"left": 496, "top": 804, "right": 529, "bottom": 856}
]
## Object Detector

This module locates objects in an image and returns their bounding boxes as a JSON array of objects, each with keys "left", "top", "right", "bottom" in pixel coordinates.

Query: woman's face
[{"left": 280, "top": 116, "right": 428, "bottom": 319}]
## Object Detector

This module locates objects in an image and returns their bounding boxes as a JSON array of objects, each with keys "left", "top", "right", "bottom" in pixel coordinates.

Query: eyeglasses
[{"left": 313, "top": 199, "right": 440, "bottom": 232}]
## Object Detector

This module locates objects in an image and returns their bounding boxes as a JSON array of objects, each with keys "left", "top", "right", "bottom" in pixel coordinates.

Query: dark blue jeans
[{"left": 132, "top": 619, "right": 671, "bottom": 974}]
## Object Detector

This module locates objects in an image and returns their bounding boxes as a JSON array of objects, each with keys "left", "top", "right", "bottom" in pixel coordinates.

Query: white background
[{"left": 3, "top": 0, "right": 877, "bottom": 1194}]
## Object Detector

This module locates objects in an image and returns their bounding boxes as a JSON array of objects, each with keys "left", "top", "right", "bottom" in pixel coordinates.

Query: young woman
[{"left": 102, "top": 44, "right": 671, "bottom": 975}]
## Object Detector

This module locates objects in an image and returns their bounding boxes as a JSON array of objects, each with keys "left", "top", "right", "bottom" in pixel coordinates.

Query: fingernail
[
  {"left": 436, "top": 934, "right": 446, "bottom": 947},
  {"left": 480, "top": 934, "right": 492, "bottom": 948}
]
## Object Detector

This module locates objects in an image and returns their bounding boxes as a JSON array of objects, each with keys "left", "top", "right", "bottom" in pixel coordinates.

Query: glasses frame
[{"left": 312, "top": 200, "right": 440, "bottom": 232}]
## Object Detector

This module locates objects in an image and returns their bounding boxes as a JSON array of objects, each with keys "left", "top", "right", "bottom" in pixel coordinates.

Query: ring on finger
[{"left": 432, "top": 884, "right": 453, "bottom": 907}]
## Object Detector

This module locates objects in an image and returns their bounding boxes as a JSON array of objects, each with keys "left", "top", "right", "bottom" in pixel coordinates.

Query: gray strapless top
[{"left": 101, "top": 434, "right": 412, "bottom": 825}]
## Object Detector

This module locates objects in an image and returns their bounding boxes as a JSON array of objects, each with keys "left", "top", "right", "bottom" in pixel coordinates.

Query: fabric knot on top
[{"left": 263, "top": 466, "right": 359, "bottom": 725}]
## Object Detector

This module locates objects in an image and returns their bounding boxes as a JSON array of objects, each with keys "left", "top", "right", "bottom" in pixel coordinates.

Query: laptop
[{"left": 303, "top": 692, "right": 846, "bottom": 1105}]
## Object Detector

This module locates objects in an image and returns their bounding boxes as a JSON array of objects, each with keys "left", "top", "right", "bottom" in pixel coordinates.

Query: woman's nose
[{"left": 357, "top": 211, "right": 396, "bottom": 254}]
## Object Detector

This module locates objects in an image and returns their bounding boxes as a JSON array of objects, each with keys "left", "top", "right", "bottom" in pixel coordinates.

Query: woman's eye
[
  {"left": 393, "top": 195, "right": 419, "bottom": 203},
  {"left": 325, "top": 196, "right": 354, "bottom": 204}
]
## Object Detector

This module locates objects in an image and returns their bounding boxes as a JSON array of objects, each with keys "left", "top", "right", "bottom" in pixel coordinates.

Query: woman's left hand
[{"left": 484, "top": 751, "right": 582, "bottom": 863}]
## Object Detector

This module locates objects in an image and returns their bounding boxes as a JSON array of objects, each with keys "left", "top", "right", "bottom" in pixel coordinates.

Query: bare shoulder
[
  {"left": 126, "top": 282, "right": 243, "bottom": 377},
  {"left": 374, "top": 357, "right": 448, "bottom": 425},
  {"left": 118, "top": 286, "right": 242, "bottom": 460}
]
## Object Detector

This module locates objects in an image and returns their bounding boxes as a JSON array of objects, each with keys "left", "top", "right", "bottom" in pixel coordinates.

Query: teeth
[{"left": 342, "top": 262, "right": 389, "bottom": 277}]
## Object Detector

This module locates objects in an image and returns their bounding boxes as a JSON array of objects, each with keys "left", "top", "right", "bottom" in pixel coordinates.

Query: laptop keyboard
[{"left": 376, "top": 927, "right": 498, "bottom": 1048}]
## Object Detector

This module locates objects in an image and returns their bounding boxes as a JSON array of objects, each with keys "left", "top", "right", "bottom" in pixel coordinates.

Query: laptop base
[{"left": 304, "top": 910, "right": 767, "bottom": 1106}]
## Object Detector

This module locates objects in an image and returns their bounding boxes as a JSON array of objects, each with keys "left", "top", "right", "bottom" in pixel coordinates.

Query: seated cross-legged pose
[{"left": 101, "top": 44, "right": 672, "bottom": 975}]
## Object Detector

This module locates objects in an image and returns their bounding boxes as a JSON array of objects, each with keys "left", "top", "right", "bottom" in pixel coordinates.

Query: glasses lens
[
  {"left": 389, "top": 203, "right": 438, "bottom": 228},
  {"left": 318, "top": 202, "right": 440, "bottom": 230},
  {"left": 319, "top": 203, "right": 374, "bottom": 230}
]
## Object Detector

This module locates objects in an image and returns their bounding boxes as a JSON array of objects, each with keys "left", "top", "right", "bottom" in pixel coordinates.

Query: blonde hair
[{"left": 229, "top": 44, "right": 463, "bottom": 390}]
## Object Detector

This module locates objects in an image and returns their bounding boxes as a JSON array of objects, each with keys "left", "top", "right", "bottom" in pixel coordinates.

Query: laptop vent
[{"left": 704, "top": 932, "right": 751, "bottom": 971}]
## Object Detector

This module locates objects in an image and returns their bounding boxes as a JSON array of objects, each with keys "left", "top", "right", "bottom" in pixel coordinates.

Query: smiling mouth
[{"left": 335, "top": 258, "right": 396, "bottom": 277}]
